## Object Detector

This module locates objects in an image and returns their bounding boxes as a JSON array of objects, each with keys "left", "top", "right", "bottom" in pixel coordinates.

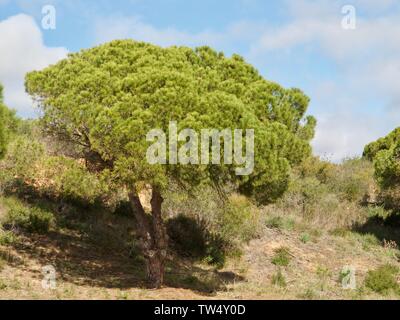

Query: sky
[{"left": 1, "top": 0, "right": 400, "bottom": 162}]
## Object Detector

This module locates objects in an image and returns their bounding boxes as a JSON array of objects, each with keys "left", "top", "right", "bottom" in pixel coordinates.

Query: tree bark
[{"left": 128, "top": 187, "right": 167, "bottom": 289}]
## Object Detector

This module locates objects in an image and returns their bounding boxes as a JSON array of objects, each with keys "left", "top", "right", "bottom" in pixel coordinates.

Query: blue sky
[{"left": 1, "top": 0, "right": 400, "bottom": 161}]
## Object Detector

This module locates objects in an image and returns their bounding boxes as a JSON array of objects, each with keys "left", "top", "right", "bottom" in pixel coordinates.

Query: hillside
[
  {"left": 0, "top": 215, "right": 399, "bottom": 300},
  {"left": 1, "top": 189, "right": 399, "bottom": 300}
]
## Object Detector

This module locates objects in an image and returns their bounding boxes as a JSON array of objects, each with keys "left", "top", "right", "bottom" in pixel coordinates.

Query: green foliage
[
  {"left": 300, "top": 233, "right": 311, "bottom": 244},
  {"left": 364, "top": 264, "right": 399, "bottom": 295},
  {"left": 1, "top": 197, "right": 54, "bottom": 234},
  {"left": 166, "top": 214, "right": 207, "bottom": 258},
  {"left": 271, "top": 247, "right": 291, "bottom": 267},
  {"left": 0, "top": 83, "right": 25, "bottom": 160},
  {"left": 329, "top": 227, "right": 350, "bottom": 237},
  {"left": 374, "top": 144, "right": 400, "bottom": 188},
  {"left": 164, "top": 186, "right": 261, "bottom": 266},
  {"left": 0, "top": 229, "right": 18, "bottom": 245},
  {"left": 271, "top": 269, "right": 287, "bottom": 287},
  {"left": 25, "top": 39, "right": 315, "bottom": 204},
  {"left": 202, "top": 235, "right": 227, "bottom": 269},
  {"left": 41, "top": 156, "right": 107, "bottom": 205},
  {"left": 298, "top": 288, "right": 317, "bottom": 300},
  {"left": 357, "top": 233, "right": 380, "bottom": 251},
  {"left": 0, "top": 83, "right": 11, "bottom": 159},
  {"left": 364, "top": 128, "right": 400, "bottom": 208},
  {"left": 166, "top": 214, "right": 229, "bottom": 269},
  {"left": 265, "top": 156, "right": 374, "bottom": 231},
  {"left": 265, "top": 215, "right": 295, "bottom": 231},
  {"left": 0, "top": 132, "right": 107, "bottom": 207},
  {"left": 1, "top": 135, "right": 45, "bottom": 180},
  {"left": 299, "top": 157, "right": 374, "bottom": 203},
  {"left": 364, "top": 127, "right": 400, "bottom": 161},
  {"left": 217, "top": 194, "right": 261, "bottom": 242}
]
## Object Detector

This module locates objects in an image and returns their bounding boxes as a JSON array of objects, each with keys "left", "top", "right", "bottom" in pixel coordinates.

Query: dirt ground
[{"left": 1, "top": 222, "right": 399, "bottom": 300}]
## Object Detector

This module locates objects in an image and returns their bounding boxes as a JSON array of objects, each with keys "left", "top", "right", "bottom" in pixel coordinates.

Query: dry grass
[{"left": 0, "top": 208, "right": 399, "bottom": 300}]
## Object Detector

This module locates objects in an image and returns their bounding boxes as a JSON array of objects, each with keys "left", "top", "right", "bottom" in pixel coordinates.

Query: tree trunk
[{"left": 128, "top": 187, "right": 167, "bottom": 288}]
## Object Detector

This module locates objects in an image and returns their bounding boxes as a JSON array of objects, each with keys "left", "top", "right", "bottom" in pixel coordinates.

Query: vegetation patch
[
  {"left": 1, "top": 197, "right": 54, "bottom": 234},
  {"left": 271, "top": 270, "right": 287, "bottom": 288},
  {"left": 271, "top": 247, "right": 292, "bottom": 267},
  {"left": 364, "top": 264, "right": 400, "bottom": 295}
]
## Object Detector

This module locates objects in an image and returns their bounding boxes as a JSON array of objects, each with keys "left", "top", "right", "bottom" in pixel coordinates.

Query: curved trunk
[{"left": 129, "top": 187, "right": 167, "bottom": 288}]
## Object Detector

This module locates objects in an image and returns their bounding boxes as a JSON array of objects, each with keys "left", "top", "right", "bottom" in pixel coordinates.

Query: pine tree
[{"left": 26, "top": 40, "right": 316, "bottom": 287}]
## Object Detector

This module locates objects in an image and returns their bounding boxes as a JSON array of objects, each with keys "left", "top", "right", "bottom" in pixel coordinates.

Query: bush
[
  {"left": 1, "top": 197, "right": 54, "bottom": 234},
  {"left": 218, "top": 194, "right": 261, "bottom": 243},
  {"left": 271, "top": 247, "right": 291, "bottom": 267},
  {"left": 300, "top": 233, "right": 311, "bottom": 244},
  {"left": 334, "top": 158, "right": 375, "bottom": 203},
  {"left": 0, "top": 229, "right": 18, "bottom": 245},
  {"left": 164, "top": 186, "right": 262, "bottom": 267},
  {"left": 364, "top": 129, "right": 400, "bottom": 209},
  {"left": 365, "top": 265, "right": 399, "bottom": 295},
  {"left": 265, "top": 215, "right": 295, "bottom": 231},
  {"left": 39, "top": 156, "right": 107, "bottom": 206},
  {"left": 263, "top": 156, "right": 374, "bottom": 231},
  {"left": 0, "top": 133, "right": 108, "bottom": 208},
  {"left": 166, "top": 214, "right": 227, "bottom": 268},
  {"left": 271, "top": 270, "right": 287, "bottom": 287},
  {"left": 0, "top": 136, "right": 45, "bottom": 193},
  {"left": 167, "top": 215, "right": 207, "bottom": 258}
]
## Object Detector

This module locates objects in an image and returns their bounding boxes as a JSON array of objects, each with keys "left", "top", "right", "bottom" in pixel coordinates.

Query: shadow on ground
[
  {"left": 4, "top": 188, "right": 245, "bottom": 296},
  {"left": 352, "top": 212, "right": 400, "bottom": 248}
]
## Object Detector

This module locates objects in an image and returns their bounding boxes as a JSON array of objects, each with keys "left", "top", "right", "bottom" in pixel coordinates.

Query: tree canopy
[
  {"left": 26, "top": 40, "right": 316, "bottom": 204},
  {"left": 363, "top": 128, "right": 400, "bottom": 200},
  {"left": 364, "top": 128, "right": 400, "bottom": 189},
  {"left": 364, "top": 127, "right": 400, "bottom": 162}
]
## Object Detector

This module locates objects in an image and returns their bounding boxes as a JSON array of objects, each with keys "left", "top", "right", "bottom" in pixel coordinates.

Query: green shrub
[
  {"left": 271, "top": 247, "right": 291, "bottom": 267},
  {"left": 355, "top": 233, "right": 380, "bottom": 251},
  {"left": 1, "top": 197, "right": 54, "bottom": 234},
  {"left": 166, "top": 214, "right": 227, "bottom": 269},
  {"left": 300, "top": 233, "right": 311, "bottom": 244},
  {"left": 335, "top": 158, "right": 375, "bottom": 202},
  {"left": 1, "top": 136, "right": 45, "bottom": 180},
  {"left": 365, "top": 129, "right": 400, "bottom": 209},
  {"left": 329, "top": 227, "right": 350, "bottom": 237},
  {"left": 366, "top": 206, "right": 392, "bottom": 219},
  {"left": 1, "top": 136, "right": 108, "bottom": 208},
  {"left": 364, "top": 128, "right": 400, "bottom": 161},
  {"left": 203, "top": 235, "right": 227, "bottom": 269},
  {"left": 266, "top": 216, "right": 284, "bottom": 229},
  {"left": 167, "top": 215, "right": 207, "bottom": 258},
  {"left": 365, "top": 264, "right": 399, "bottom": 295},
  {"left": 218, "top": 194, "right": 261, "bottom": 243},
  {"left": 264, "top": 156, "right": 373, "bottom": 231},
  {"left": 0, "top": 229, "right": 18, "bottom": 245},
  {"left": 271, "top": 270, "right": 287, "bottom": 287},
  {"left": 379, "top": 186, "right": 400, "bottom": 211},
  {"left": 40, "top": 156, "right": 107, "bottom": 206},
  {"left": 298, "top": 288, "right": 317, "bottom": 300},
  {"left": 164, "top": 186, "right": 261, "bottom": 268},
  {"left": 266, "top": 216, "right": 295, "bottom": 231}
]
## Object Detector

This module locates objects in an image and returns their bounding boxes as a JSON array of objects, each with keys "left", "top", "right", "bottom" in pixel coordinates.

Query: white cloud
[
  {"left": 93, "top": 15, "right": 262, "bottom": 51},
  {"left": 94, "top": 16, "right": 222, "bottom": 48},
  {"left": 0, "top": 14, "right": 67, "bottom": 117}
]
